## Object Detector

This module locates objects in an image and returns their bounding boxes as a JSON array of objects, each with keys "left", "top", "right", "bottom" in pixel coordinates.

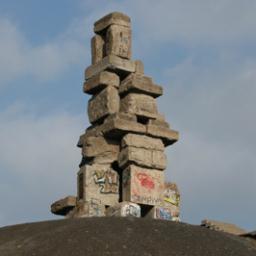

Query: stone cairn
[{"left": 51, "top": 12, "right": 180, "bottom": 221}]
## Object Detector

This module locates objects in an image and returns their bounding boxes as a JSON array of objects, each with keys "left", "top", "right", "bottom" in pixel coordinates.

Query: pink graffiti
[{"left": 136, "top": 172, "right": 155, "bottom": 190}]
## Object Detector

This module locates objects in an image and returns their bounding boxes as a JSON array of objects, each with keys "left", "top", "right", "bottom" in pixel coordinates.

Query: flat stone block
[
  {"left": 121, "top": 134, "right": 164, "bottom": 151},
  {"left": 83, "top": 71, "right": 120, "bottom": 95},
  {"left": 135, "top": 60, "right": 144, "bottom": 74},
  {"left": 119, "top": 73, "right": 163, "bottom": 98},
  {"left": 88, "top": 86, "right": 120, "bottom": 124},
  {"left": 77, "top": 164, "right": 119, "bottom": 206},
  {"left": 102, "top": 114, "right": 146, "bottom": 138},
  {"left": 94, "top": 12, "right": 131, "bottom": 33},
  {"left": 85, "top": 55, "right": 136, "bottom": 80},
  {"left": 122, "top": 165, "right": 165, "bottom": 206},
  {"left": 119, "top": 146, "right": 166, "bottom": 170},
  {"left": 106, "top": 201, "right": 141, "bottom": 217},
  {"left": 82, "top": 135, "right": 119, "bottom": 158},
  {"left": 146, "top": 124, "right": 179, "bottom": 146},
  {"left": 68, "top": 199, "right": 105, "bottom": 218},
  {"left": 147, "top": 114, "right": 170, "bottom": 128},
  {"left": 106, "top": 25, "right": 131, "bottom": 59},
  {"left": 91, "top": 35, "right": 104, "bottom": 65},
  {"left": 120, "top": 93, "right": 158, "bottom": 119},
  {"left": 146, "top": 206, "right": 180, "bottom": 221},
  {"left": 51, "top": 196, "right": 77, "bottom": 216}
]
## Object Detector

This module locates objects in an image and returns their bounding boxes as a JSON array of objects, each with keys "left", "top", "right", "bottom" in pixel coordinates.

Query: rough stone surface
[
  {"left": 135, "top": 60, "right": 144, "bottom": 74},
  {"left": 121, "top": 93, "right": 158, "bottom": 119},
  {"left": 77, "top": 164, "right": 119, "bottom": 206},
  {"left": 122, "top": 165, "right": 165, "bottom": 206},
  {"left": 146, "top": 206, "right": 180, "bottom": 221},
  {"left": 85, "top": 55, "right": 136, "bottom": 79},
  {"left": 94, "top": 12, "right": 131, "bottom": 33},
  {"left": 68, "top": 199, "right": 105, "bottom": 218},
  {"left": 106, "top": 25, "right": 131, "bottom": 59},
  {"left": 82, "top": 135, "right": 119, "bottom": 159},
  {"left": 102, "top": 114, "right": 146, "bottom": 138},
  {"left": 91, "top": 35, "right": 104, "bottom": 64},
  {"left": 146, "top": 124, "right": 179, "bottom": 146},
  {"left": 51, "top": 196, "right": 77, "bottom": 216},
  {"left": 119, "top": 73, "right": 163, "bottom": 98},
  {"left": 121, "top": 134, "right": 164, "bottom": 151},
  {"left": 147, "top": 114, "right": 170, "bottom": 128},
  {"left": 106, "top": 201, "right": 141, "bottom": 217},
  {"left": 118, "top": 146, "right": 167, "bottom": 170},
  {"left": 88, "top": 86, "right": 120, "bottom": 124},
  {"left": 83, "top": 71, "right": 120, "bottom": 95},
  {"left": 1, "top": 218, "right": 255, "bottom": 256}
]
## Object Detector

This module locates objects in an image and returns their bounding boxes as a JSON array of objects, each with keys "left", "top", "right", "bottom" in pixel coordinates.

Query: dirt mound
[{"left": 0, "top": 218, "right": 255, "bottom": 256}]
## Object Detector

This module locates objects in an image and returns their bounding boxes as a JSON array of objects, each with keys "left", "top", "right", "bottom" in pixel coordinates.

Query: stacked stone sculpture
[{"left": 51, "top": 12, "right": 180, "bottom": 221}]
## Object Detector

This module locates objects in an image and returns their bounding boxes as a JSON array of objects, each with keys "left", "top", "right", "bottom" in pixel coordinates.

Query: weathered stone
[
  {"left": 147, "top": 114, "right": 170, "bottom": 128},
  {"left": 146, "top": 206, "right": 180, "bottom": 221},
  {"left": 88, "top": 86, "right": 120, "bottom": 124},
  {"left": 121, "top": 134, "right": 164, "bottom": 151},
  {"left": 146, "top": 124, "right": 179, "bottom": 146},
  {"left": 161, "top": 182, "right": 180, "bottom": 208},
  {"left": 118, "top": 146, "right": 167, "bottom": 170},
  {"left": 122, "top": 165, "right": 165, "bottom": 206},
  {"left": 77, "top": 164, "right": 119, "bottom": 206},
  {"left": 51, "top": 196, "right": 77, "bottom": 216},
  {"left": 120, "top": 93, "right": 158, "bottom": 119},
  {"left": 94, "top": 12, "right": 131, "bottom": 33},
  {"left": 135, "top": 60, "right": 144, "bottom": 74},
  {"left": 83, "top": 71, "right": 120, "bottom": 95},
  {"left": 82, "top": 135, "right": 119, "bottom": 158},
  {"left": 119, "top": 73, "right": 163, "bottom": 98},
  {"left": 106, "top": 201, "right": 141, "bottom": 217},
  {"left": 68, "top": 199, "right": 105, "bottom": 218},
  {"left": 102, "top": 114, "right": 146, "bottom": 138},
  {"left": 91, "top": 35, "right": 104, "bottom": 65},
  {"left": 85, "top": 55, "right": 136, "bottom": 80},
  {"left": 106, "top": 25, "right": 131, "bottom": 59}
]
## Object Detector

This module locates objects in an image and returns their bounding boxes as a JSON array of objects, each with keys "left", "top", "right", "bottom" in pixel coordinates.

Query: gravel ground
[{"left": 0, "top": 217, "right": 255, "bottom": 256}]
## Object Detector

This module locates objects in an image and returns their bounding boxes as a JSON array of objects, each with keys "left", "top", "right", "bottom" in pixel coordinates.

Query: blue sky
[{"left": 0, "top": 0, "right": 256, "bottom": 230}]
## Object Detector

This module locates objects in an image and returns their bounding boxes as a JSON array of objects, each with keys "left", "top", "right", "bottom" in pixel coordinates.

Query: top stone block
[{"left": 94, "top": 12, "right": 131, "bottom": 33}]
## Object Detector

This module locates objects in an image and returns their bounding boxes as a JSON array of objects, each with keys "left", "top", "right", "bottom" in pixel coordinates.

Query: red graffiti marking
[{"left": 136, "top": 172, "right": 155, "bottom": 190}]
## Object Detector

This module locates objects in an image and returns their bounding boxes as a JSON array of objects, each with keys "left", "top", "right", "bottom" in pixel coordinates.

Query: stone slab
[
  {"left": 121, "top": 134, "right": 164, "bottom": 151},
  {"left": 146, "top": 124, "right": 179, "bottom": 146},
  {"left": 88, "top": 86, "right": 120, "bottom": 124},
  {"left": 135, "top": 60, "right": 144, "bottom": 74},
  {"left": 77, "top": 164, "right": 119, "bottom": 206},
  {"left": 51, "top": 196, "right": 77, "bottom": 216},
  {"left": 82, "top": 135, "right": 119, "bottom": 158},
  {"left": 85, "top": 55, "right": 136, "bottom": 80},
  {"left": 68, "top": 199, "right": 105, "bottom": 218},
  {"left": 91, "top": 35, "right": 104, "bottom": 65},
  {"left": 94, "top": 12, "right": 131, "bottom": 33},
  {"left": 118, "top": 146, "right": 167, "bottom": 170},
  {"left": 106, "top": 201, "right": 141, "bottom": 217},
  {"left": 106, "top": 25, "right": 131, "bottom": 59},
  {"left": 83, "top": 71, "right": 120, "bottom": 95},
  {"left": 122, "top": 165, "right": 165, "bottom": 206},
  {"left": 147, "top": 114, "right": 170, "bottom": 128},
  {"left": 102, "top": 114, "right": 146, "bottom": 138},
  {"left": 146, "top": 206, "right": 180, "bottom": 221},
  {"left": 119, "top": 73, "right": 163, "bottom": 98},
  {"left": 120, "top": 93, "right": 158, "bottom": 119}
]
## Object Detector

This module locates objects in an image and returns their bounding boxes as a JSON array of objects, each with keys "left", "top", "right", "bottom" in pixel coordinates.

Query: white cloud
[
  {"left": 0, "top": 18, "right": 86, "bottom": 87},
  {"left": 0, "top": 105, "right": 85, "bottom": 226}
]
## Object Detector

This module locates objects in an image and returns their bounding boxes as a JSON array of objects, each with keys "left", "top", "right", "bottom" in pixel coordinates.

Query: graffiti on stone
[
  {"left": 93, "top": 169, "right": 119, "bottom": 194},
  {"left": 123, "top": 204, "right": 140, "bottom": 217},
  {"left": 163, "top": 183, "right": 180, "bottom": 207},
  {"left": 136, "top": 172, "right": 155, "bottom": 190}
]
